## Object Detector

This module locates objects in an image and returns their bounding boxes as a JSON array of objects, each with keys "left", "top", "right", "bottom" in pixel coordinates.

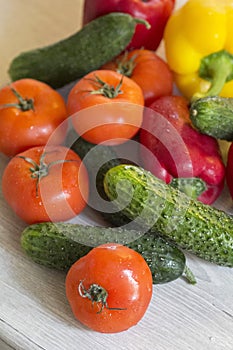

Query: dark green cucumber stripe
[
  {"left": 21, "top": 222, "right": 186, "bottom": 284},
  {"left": 9, "top": 13, "right": 141, "bottom": 88},
  {"left": 104, "top": 164, "right": 233, "bottom": 267}
]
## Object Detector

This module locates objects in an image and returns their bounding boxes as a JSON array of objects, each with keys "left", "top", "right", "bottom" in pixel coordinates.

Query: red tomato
[
  {"left": 102, "top": 49, "right": 173, "bottom": 106},
  {"left": 1, "top": 146, "right": 89, "bottom": 223},
  {"left": 67, "top": 70, "right": 144, "bottom": 145},
  {"left": 66, "top": 243, "right": 153, "bottom": 333},
  {"left": 0, "top": 78, "right": 68, "bottom": 157}
]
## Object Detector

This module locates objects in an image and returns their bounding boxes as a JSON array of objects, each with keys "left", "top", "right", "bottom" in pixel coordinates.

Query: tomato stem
[
  {"left": 116, "top": 52, "right": 137, "bottom": 77},
  {"left": 0, "top": 86, "right": 34, "bottom": 111},
  {"left": 86, "top": 74, "right": 124, "bottom": 99},
  {"left": 17, "top": 151, "right": 78, "bottom": 197},
  {"left": 78, "top": 280, "right": 126, "bottom": 314}
]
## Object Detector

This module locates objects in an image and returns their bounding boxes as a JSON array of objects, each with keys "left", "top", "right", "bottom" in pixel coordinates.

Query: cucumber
[
  {"left": 8, "top": 13, "right": 148, "bottom": 88},
  {"left": 190, "top": 96, "right": 233, "bottom": 141},
  {"left": 104, "top": 164, "right": 233, "bottom": 267},
  {"left": 71, "top": 136, "right": 121, "bottom": 202},
  {"left": 21, "top": 222, "right": 187, "bottom": 284},
  {"left": 70, "top": 135, "right": 135, "bottom": 227}
]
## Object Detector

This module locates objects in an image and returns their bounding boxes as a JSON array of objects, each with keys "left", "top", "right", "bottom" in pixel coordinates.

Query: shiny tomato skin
[
  {"left": 102, "top": 49, "right": 173, "bottom": 106},
  {"left": 0, "top": 79, "right": 68, "bottom": 157},
  {"left": 1, "top": 146, "right": 89, "bottom": 224},
  {"left": 67, "top": 70, "right": 144, "bottom": 145},
  {"left": 66, "top": 243, "right": 153, "bottom": 333}
]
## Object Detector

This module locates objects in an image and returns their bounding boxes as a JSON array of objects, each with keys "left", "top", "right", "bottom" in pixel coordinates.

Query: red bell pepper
[
  {"left": 226, "top": 143, "right": 233, "bottom": 200},
  {"left": 139, "top": 95, "right": 225, "bottom": 204},
  {"left": 82, "top": 0, "right": 176, "bottom": 51}
]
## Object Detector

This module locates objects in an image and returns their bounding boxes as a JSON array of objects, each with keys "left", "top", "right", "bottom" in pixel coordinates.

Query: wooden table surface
[{"left": 1, "top": 1, "right": 233, "bottom": 349}]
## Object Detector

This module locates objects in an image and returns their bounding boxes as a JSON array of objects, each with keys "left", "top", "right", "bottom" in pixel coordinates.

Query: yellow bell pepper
[{"left": 164, "top": 0, "right": 233, "bottom": 100}]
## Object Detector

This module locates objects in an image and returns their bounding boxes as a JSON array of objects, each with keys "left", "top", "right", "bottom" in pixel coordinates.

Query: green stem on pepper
[{"left": 192, "top": 50, "right": 233, "bottom": 101}]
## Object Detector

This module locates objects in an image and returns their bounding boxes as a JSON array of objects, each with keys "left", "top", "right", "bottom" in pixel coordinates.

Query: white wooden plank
[
  {"left": 0, "top": 339, "right": 15, "bottom": 350},
  {"left": 1, "top": 240, "right": 233, "bottom": 350}
]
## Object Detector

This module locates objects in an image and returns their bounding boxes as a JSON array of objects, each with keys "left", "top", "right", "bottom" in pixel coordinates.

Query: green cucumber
[
  {"left": 190, "top": 96, "right": 233, "bottom": 141},
  {"left": 70, "top": 135, "right": 135, "bottom": 227},
  {"left": 71, "top": 135, "right": 121, "bottom": 203},
  {"left": 104, "top": 164, "right": 233, "bottom": 267},
  {"left": 8, "top": 13, "right": 148, "bottom": 88},
  {"left": 21, "top": 222, "right": 188, "bottom": 284}
]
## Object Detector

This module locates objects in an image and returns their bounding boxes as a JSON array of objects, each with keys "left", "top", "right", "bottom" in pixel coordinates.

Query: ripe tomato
[
  {"left": 1, "top": 145, "right": 89, "bottom": 224},
  {"left": 67, "top": 70, "right": 144, "bottom": 145},
  {"left": 0, "top": 78, "right": 68, "bottom": 157},
  {"left": 102, "top": 49, "right": 173, "bottom": 106},
  {"left": 66, "top": 243, "right": 153, "bottom": 333}
]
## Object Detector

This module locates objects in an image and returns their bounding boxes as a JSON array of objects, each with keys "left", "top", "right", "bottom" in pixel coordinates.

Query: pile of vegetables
[{"left": 1, "top": 0, "right": 233, "bottom": 334}]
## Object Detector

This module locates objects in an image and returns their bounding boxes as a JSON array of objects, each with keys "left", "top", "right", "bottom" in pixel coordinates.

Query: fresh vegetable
[
  {"left": 226, "top": 142, "right": 233, "bottom": 199},
  {"left": 0, "top": 79, "right": 67, "bottom": 157},
  {"left": 190, "top": 96, "right": 233, "bottom": 141},
  {"left": 70, "top": 134, "right": 139, "bottom": 227},
  {"left": 65, "top": 242, "right": 153, "bottom": 333},
  {"left": 83, "top": 0, "right": 175, "bottom": 51},
  {"left": 164, "top": 0, "right": 233, "bottom": 100},
  {"left": 21, "top": 222, "right": 187, "bottom": 284},
  {"left": 1, "top": 146, "right": 89, "bottom": 224},
  {"left": 8, "top": 13, "right": 149, "bottom": 89},
  {"left": 67, "top": 70, "right": 144, "bottom": 145},
  {"left": 104, "top": 164, "right": 233, "bottom": 267},
  {"left": 70, "top": 134, "right": 122, "bottom": 208},
  {"left": 101, "top": 49, "right": 173, "bottom": 106},
  {"left": 139, "top": 95, "right": 225, "bottom": 204}
]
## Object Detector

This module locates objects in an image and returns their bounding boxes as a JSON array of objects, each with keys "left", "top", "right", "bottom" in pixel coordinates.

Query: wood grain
[{"left": 0, "top": 1, "right": 233, "bottom": 349}]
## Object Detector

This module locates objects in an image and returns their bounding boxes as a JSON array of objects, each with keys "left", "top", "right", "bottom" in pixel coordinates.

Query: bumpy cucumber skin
[
  {"left": 9, "top": 13, "right": 139, "bottom": 88},
  {"left": 190, "top": 96, "right": 233, "bottom": 141},
  {"left": 104, "top": 165, "right": 233, "bottom": 267},
  {"left": 21, "top": 222, "right": 186, "bottom": 284}
]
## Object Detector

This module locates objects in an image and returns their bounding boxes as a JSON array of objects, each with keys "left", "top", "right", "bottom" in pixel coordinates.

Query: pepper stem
[{"left": 192, "top": 50, "right": 233, "bottom": 101}]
